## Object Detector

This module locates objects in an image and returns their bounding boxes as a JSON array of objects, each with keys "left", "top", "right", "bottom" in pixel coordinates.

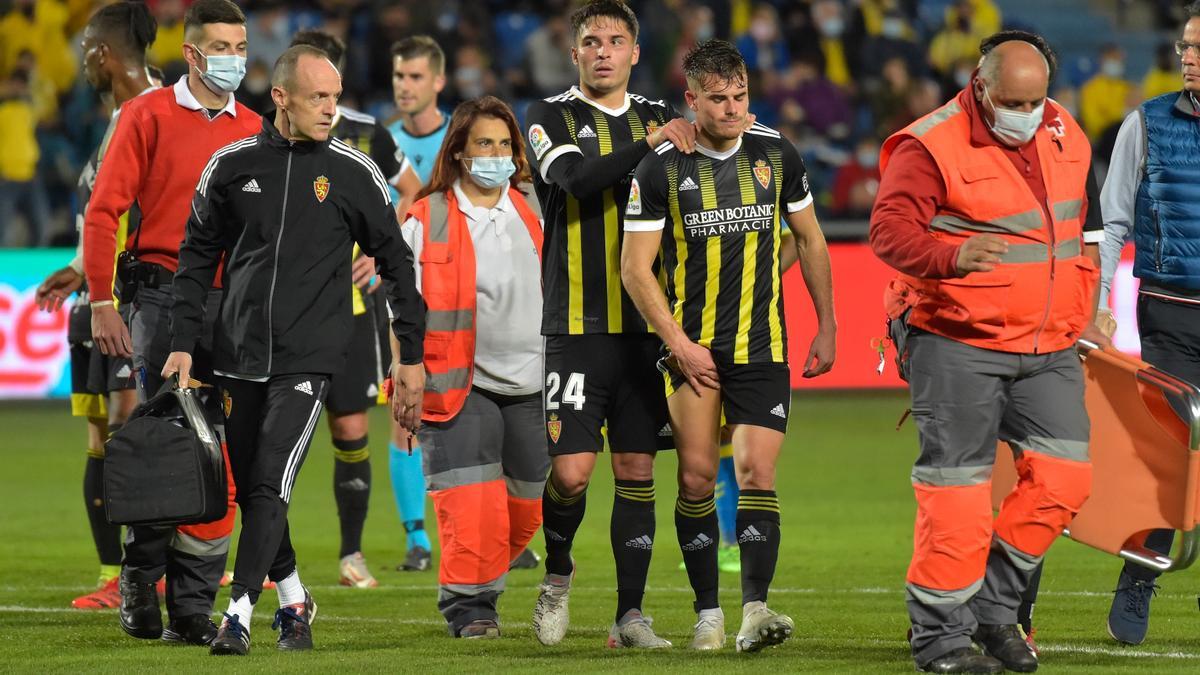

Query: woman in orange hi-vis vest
[
  {"left": 870, "top": 33, "right": 1109, "bottom": 673},
  {"left": 396, "top": 97, "right": 548, "bottom": 639}
]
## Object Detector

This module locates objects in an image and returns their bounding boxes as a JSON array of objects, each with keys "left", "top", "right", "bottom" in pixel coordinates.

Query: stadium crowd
[{"left": 8, "top": 0, "right": 1179, "bottom": 248}]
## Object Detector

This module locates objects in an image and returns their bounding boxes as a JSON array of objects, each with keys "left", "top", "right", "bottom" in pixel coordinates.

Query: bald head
[
  {"left": 974, "top": 40, "right": 1049, "bottom": 117},
  {"left": 271, "top": 45, "right": 341, "bottom": 142}
]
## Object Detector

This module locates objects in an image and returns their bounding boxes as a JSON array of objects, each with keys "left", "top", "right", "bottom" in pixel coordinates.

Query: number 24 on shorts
[{"left": 546, "top": 372, "right": 586, "bottom": 410}]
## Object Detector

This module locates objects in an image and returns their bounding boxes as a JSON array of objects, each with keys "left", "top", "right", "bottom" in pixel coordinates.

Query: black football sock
[
  {"left": 737, "top": 490, "right": 781, "bottom": 605},
  {"left": 333, "top": 436, "right": 371, "bottom": 559},
  {"left": 542, "top": 475, "right": 586, "bottom": 577},
  {"left": 676, "top": 493, "right": 720, "bottom": 612},
  {"left": 612, "top": 479, "right": 656, "bottom": 621}
]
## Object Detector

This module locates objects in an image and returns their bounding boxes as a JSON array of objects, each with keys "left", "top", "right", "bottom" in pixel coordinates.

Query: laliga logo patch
[
  {"left": 313, "top": 175, "right": 330, "bottom": 203},
  {"left": 547, "top": 412, "right": 562, "bottom": 443},
  {"left": 626, "top": 177, "right": 642, "bottom": 215},
  {"left": 753, "top": 159, "right": 772, "bottom": 190},
  {"left": 529, "top": 124, "right": 552, "bottom": 161}
]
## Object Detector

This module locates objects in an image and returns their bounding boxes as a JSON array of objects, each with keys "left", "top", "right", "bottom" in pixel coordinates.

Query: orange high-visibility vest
[
  {"left": 880, "top": 95, "right": 1099, "bottom": 354},
  {"left": 409, "top": 185, "right": 543, "bottom": 422}
]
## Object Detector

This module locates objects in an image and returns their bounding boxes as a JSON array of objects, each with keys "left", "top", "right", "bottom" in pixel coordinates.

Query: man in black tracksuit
[{"left": 163, "top": 45, "right": 427, "bottom": 656}]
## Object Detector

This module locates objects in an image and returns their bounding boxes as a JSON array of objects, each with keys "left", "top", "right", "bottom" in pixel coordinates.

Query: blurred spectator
[
  {"left": 811, "top": 0, "right": 852, "bottom": 88},
  {"left": 735, "top": 3, "right": 789, "bottom": 76},
  {"left": 944, "top": 0, "right": 1001, "bottom": 37},
  {"left": 451, "top": 44, "right": 502, "bottom": 103},
  {"left": 1143, "top": 41, "right": 1179, "bottom": 101},
  {"left": 147, "top": 0, "right": 187, "bottom": 82},
  {"left": 928, "top": 0, "right": 989, "bottom": 77},
  {"left": 0, "top": 0, "right": 76, "bottom": 95},
  {"left": 525, "top": 14, "right": 575, "bottom": 96},
  {"left": 830, "top": 136, "right": 882, "bottom": 218},
  {"left": 668, "top": 4, "right": 715, "bottom": 95},
  {"left": 860, "top": 9, "right": 925, "bottom": 80},
  {"left": 245, "top": 1, "right": 297, "bottom": 77},
  {"left": 771, "top": 56, "right": 851, "bottom": 140},
  {"left": 0, "top": 67, "right": 51, "bottom": 246},
  {"left": 868, "top": 56, "right": 918, "bottom": 137},
  {"left": 240, "top": 59, "right": 274, "bottom": 115},
  {"left": 1079, "top": 43, "right": 1133, "bottom": 141}
]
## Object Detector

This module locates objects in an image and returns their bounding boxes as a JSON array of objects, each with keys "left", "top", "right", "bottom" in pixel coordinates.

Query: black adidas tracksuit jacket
[{"left": 170, "top": 117, "right": 425, "bottom": 377}]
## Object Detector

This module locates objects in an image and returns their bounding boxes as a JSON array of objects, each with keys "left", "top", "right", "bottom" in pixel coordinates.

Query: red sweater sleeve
[
  {"left": 868, "top": 138, "right": 960, "bottom": 279},
  {"left": 83, "top": 105, "right": 151, "bottom": 301}
]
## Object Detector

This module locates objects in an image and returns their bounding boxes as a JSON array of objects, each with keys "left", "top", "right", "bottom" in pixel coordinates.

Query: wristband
[{"left": 90, "top": 300, "right": 115, "bottom": 309}]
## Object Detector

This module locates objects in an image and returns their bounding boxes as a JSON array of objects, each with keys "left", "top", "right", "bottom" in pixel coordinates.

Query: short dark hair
[
  {"left": 979, "top": 30, "right": 1057, "bottom": 81},
  {"left": 291, "top": 29, "right": 345, "bottom": 69},
  {"left": 682, "top": 39, "right": 747, "bottom": 91},
  {"left": 272, "top": 44, "right": 330, "bottom": 89},
  {"left": 1188, "top": 1, "right": 1200, "bottom": 18},
  {"left": 184, "top": 0, "right": 245, "bottom": 40},
  {"left": 569, "top": 0, "right": 639, "bottom": 43},
  {"left": 89, "top": 1, "right": 157, "bottom": 62},
  {"left": 391, "top": 35, "right": 445, "bottom": 76}
]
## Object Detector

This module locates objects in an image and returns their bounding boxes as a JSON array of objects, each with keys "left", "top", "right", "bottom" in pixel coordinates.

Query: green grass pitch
[{"left": 2, "top": 392, "right": 1199, "bottom": 672}]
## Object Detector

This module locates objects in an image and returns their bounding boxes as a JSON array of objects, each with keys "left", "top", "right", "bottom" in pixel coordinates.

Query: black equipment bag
[{"left": 103, "top": 381, "right": 228, "bottom": 526}]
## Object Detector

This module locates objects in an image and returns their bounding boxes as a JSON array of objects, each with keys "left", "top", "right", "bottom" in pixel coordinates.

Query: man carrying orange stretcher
[{"left": 870, "top": 30, "right": 1110, "bottom": 674}]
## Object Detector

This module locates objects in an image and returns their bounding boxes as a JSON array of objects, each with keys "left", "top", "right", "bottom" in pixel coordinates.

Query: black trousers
[
  {"left": 1125, "top": 294, "right": 1200, "bottom": 580},
  {"left": 219, "top": 374, "right": 329, "bottom": 604}
]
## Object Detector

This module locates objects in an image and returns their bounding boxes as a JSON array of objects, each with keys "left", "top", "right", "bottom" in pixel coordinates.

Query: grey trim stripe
[
  {"left": 425, "top": 462, "right": 503, "bottom": 491},
  {"left": 911, "top": 464, "right": 993, "bottom": 487},
  {"left": 506, "top": 476, "right": 546, "bottom": 500},
  {"left": 428, "top": 192, "right": 449, "bottom": 244},
  {"left": 427, "top": 309, "right": 473, "bottom": 332},
  {"left": 439, "top": 578, "right": 507, "bottom": 597},
  {"left": 998, "top": 238, "right": 1082, "bottom": 264},
  {"left": 1053, "top": 199, "right": 1083, "bottom": 221},
  {"left": 930, "top": 210, "right": 1042, "bottom": 236},
  {"left": 905, "top": 578, "right": 983, "bottom": 606},
  {"left": 281, "top": 389, "right": 324, "bottom": 503},
  {"left": 170, "top": 532, "right": 231, "bottom": 557},
  {"left": 995, "top": 535, "right": 1043, "bottom": 572},
  {"left": 911, "top": 101, "right": 962, "bottom": 137},
  {"left": 1019, "top": 435, "right": 1090, "bottom": 462},
  {"left": 427, "top": 368, "right": 471, "bottom": 394}
]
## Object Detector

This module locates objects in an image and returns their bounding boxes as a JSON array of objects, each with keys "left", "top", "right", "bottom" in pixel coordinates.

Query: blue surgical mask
[
  {"left": 190, "top": 44, "right": 246, "bottom": 94},
  {"left": 466, "top": 155, "right": 515, "bottom": 189}
]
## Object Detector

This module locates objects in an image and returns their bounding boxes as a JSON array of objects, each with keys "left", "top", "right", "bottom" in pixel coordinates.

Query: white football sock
[{"left": 276, "top": 569, "right": 305, "bottom": 607}]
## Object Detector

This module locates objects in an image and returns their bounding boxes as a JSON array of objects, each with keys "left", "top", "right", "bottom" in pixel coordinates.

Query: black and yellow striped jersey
[
  {"left": 625, "top": 124, "right": 812, "bottom": 364},
  {"left": 526, "top": 86, "right": 677, "bottom": 335}
]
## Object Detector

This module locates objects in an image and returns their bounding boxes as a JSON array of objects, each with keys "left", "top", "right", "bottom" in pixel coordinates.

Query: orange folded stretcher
[{"left": 992, "top": 341, "right": 1200, "bottom": 572}]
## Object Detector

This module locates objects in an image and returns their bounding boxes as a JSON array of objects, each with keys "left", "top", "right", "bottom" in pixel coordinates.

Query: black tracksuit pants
[{"left": 219, "top": 374, "right": 328, "bottom": 604}]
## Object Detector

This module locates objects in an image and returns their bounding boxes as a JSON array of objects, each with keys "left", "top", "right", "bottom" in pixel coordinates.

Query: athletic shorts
[
  {"left": 543, "top": 333, "right": 672, "bottom": 455},
  {"left": 664, "top": 357, "right": 791, "bottom": 434},
  {"left": 68, "top": 301, "right": 135, "bottom": 418},
  {"left": 326, "top": 301, "right": 391, "bottom": 415}
]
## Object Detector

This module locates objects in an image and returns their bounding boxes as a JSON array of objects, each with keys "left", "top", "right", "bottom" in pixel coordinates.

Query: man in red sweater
[{"left": 82, "top": 0, "right": 260, "bottom": 647}]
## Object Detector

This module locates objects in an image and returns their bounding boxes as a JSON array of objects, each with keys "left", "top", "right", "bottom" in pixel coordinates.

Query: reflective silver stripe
[
  {"left": 911, "top": 101, "right": 962, "bottom": 137},
  {"left": 1053, "top": 199, "right": 1083, "bottom": 222},
  {"left": 995, "top": 535, "right": 1043, "bottom": 572},
  {"left": 425, "top": 462, "right": 503, "bottom": 491},
  {"left": 905, "top": 578, "right": 983, "bottom": 606},
  {"left": 428, "top": 192, "right": 450, "bottom": 243},
  {"left": 170, "top": 532, "right": 231, "bottom": 557},
  {"left": 506, "top": 476, "right": 546, "bottom": 500},
  {"left": 1056, "top": 237, "right": 1082, "bottom": 259},
  {"left": 930, "top": 210, "right": 1042, "bottom": 236},
  {"left": 1018, "top": 435, "right": 1090, "bottom": 462},
  {"left": 427, "top": 309, "right": 473, "bottom": 332},
  {"left": 427, "top": 368, "right": 471, "bottom": 394},
  {"left": 911, "top": 464, "right": 993, "bottom": 487},
  {"left": 999, "top": 243, "right": 1051, "bottom": 264},
  {"left": 440, "top": 578, "right": 507, "bottom": 597}
]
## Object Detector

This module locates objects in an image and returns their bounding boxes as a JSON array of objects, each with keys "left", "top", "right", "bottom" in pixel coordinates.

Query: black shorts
[
  {"left": 68, "top": 301, "right": 135, "bottom": 418},
  {"left": 544, "top": 334, "right": 672, "bottom": 455},
  {"left": 326, "top": 300, "right": 390, "bottom": 415},
  {"left": 664, "top": 358, "right": 792, "bottom": 434}
]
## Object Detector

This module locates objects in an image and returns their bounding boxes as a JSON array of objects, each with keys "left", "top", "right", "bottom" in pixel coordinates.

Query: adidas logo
[
  {"left": 682, "top": 533, "right": 714, "bottom": 552},
  {"left": 657, "top": 423, "right": 673, "bottom": 437},
  {"left": 544, "top": 528, "right": 566, "bottom": 542},
  {"left": 625, "top": 535, "right": 654, "bottom": 550},
  {"left": 770, "top": 403, "right": 786, "bottom": 419},
  {"left": 338, "top": 478, "right": 369, "bottom": 491},
  {"left": 739, "top": 525, "right": 768, "bottom": 543},
  {"left": 578, "top": 125, "right": 597, "bottom": 139},
  {"left": 294, "top": 380, "right": 314, "bottom": 395},
  {"left": 679, "top": 176, "right": 699, "bottom": 191},
  {"left": 242, "top": 178, "right": 262, "bottom": 193},
  {"left": 116, "top": 364, "right": 132, "bottom": 379}
]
